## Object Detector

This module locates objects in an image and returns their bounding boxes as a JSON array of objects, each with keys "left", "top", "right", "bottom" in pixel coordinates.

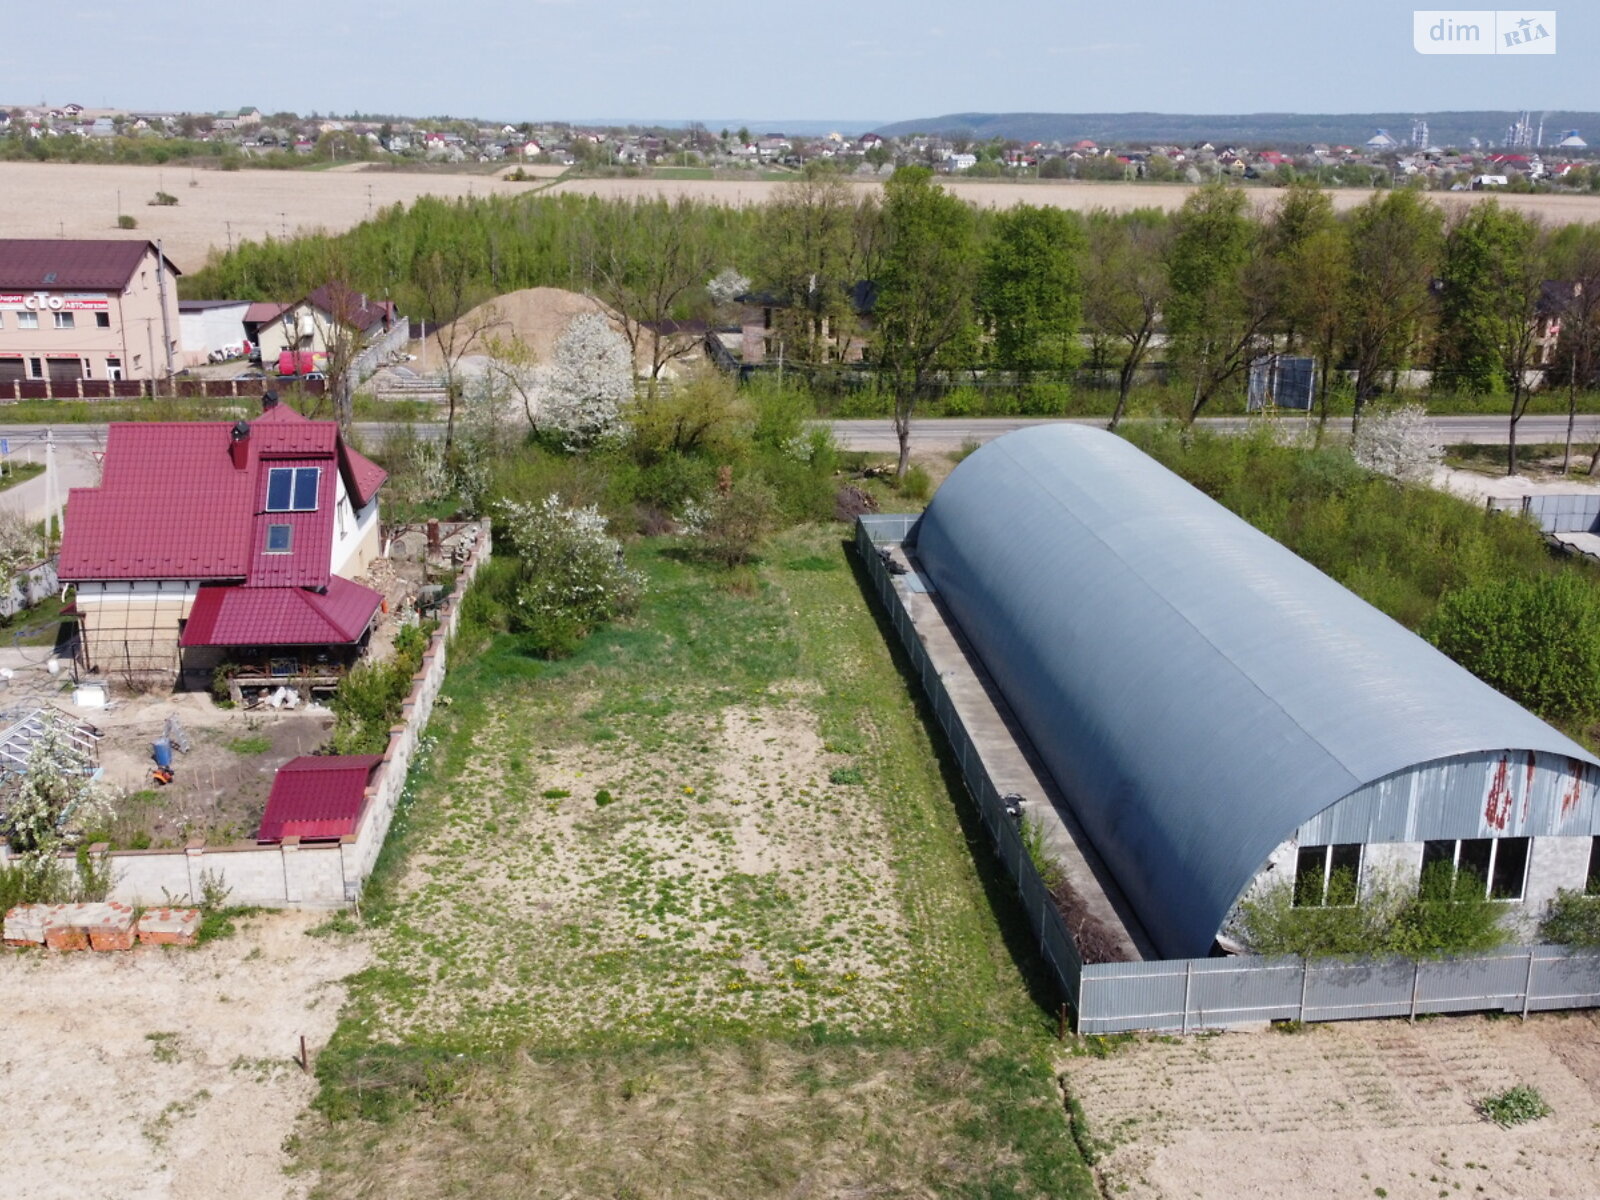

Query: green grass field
[{"left": 298, "top": 526, "right": 1090, "bottom": 1199}]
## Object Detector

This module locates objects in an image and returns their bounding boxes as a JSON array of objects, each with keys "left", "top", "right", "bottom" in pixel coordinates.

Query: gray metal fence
[
  {"left": 856, "top": 512, "right": 1600, "bottom": 1035},
  {"left": 856, "top": 514, "right": 1084, "bottom": 1009}
]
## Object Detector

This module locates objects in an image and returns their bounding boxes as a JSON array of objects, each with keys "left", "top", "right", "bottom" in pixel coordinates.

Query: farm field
[
  {"left": 1063, "top": 1012, "right": 1600, "bottom": 1199},
  {"left": 297, "top": 526, "right": 1093, "bottom": 1199},
  {"left": 9, "top": 161, "right": 1600, "bottom": 276}
]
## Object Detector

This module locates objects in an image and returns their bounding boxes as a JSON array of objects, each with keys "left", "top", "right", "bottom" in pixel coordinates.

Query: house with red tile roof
[{"left": 58, "top": 395, "right": 388, "bottom": 684}]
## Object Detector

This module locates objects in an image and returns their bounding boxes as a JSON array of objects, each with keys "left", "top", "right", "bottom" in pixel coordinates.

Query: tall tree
[
  {"left": 1082, "top": 212, "right": 1169, "bottom": 430},
  {"left": 408, "top": 244, "right": 498, "bottom": 451},
  {"left": 753, "top": 166, "right": 871, "bottom": 364},
  {"left": 1264, "top": 184, "right": 1348, "bottom": 433},
  {"left": 1165, "top": 184, "right": 1272, "bottom": 422},
  {"left": 1343, "top": 190, "right": 1444, "bottom": 426},
  {"left": 871, "top": 167, "right": 979, "bottom": 478},
  {"left": 1545, "top": 225, "right": 1600, "bottom": 473},
  {"left": 584, "top": 197, "right": 717, "bottom": 390},
  {"left": 1435, "top": 203, "right": 1547, "bottom": 474},
  {"left": 976, "top": 205, "right": 1085, "bottom": 377}
]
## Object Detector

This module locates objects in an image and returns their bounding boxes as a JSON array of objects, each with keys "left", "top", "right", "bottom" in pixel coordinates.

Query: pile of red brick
[{"left": 2, "top": 903, "right": 201, "bottom": 950}]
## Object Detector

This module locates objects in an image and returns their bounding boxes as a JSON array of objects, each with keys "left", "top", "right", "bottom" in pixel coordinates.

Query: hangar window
[
  {"left": 1423, "top": 837, "right": 1528, "bottom": 901},
  {"left": 1293, "top": 843, "right": 1362, "bottom": 907},
  {"left": 1586, "top": 838, "right": 1600, "bottom": 896}
]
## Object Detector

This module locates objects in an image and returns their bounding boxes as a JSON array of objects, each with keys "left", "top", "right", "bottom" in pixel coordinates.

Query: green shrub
[
  {"left": 898, "top": 464, "right": 933, "bottom": 503},
  {"left": 1233, "top": 863, "right": 1508, "bottom": 959},
  {"left": 116, "top": 213, "right": 137, "bottom": 230},
  {"left": 1479, "top": 1084, "right": 1551, "bottom": 1126},
  {"left": 330, "top": 621, "right": 434, "bottom": 754},
  {"left": 1539, "top": 889, "right": 1600, "bottom": 946},
  {"left": 1424, "top": 572, "right": 1600, "bottom": 725},
  {"left": 595, "top": 789, "right": 615, "bottom": 807}
]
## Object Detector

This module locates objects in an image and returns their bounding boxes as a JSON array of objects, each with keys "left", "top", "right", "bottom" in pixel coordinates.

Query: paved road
[{"left": 5, "top": 414, "right": 1597, "bottom": 458}]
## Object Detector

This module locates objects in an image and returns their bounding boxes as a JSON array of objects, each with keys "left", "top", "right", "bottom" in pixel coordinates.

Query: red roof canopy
[
  {"left": 179, "top": 576, "right": 383, "bottom": 647},
  {"left": 258, "top": 755, "right": 383, "bottom": 841}
]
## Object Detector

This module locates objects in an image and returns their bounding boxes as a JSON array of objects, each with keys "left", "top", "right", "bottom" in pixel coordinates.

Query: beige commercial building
[{"left": 0, "top": 239, "right": 183, "bottom": 383}]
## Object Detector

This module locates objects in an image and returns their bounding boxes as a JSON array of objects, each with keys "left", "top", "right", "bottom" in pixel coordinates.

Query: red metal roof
[
  {"left": 306, "top": 283, "right": 399, "bottom": 334},
  {"left": 0, "top": 239, "right": 180, "bottom": 289},
  {"left": 179, "top": 576, "right": 383, "bottom": 647},
  {"left": 339, "top": 443, "right": 388, "bottom": 508},
  {"left": 257, "top": 755, "right": 383, "bottom": 841},
  {"left": 243, "top": 301, "right": 292, "bottom": 325},
  {"left": 60, "top": 405, "right": 382, "bottom": 583}
]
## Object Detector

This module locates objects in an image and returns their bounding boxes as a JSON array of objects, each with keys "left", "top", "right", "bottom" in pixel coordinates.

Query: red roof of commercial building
[
  {"left": 0, "top": 239, "right": 180, "bottom": 289},
  {"left": 257, "top": 754, "right": 384, "bottom": 841},
  {"left": 179, "top": 575, "right": 383, "bottom": 647}
]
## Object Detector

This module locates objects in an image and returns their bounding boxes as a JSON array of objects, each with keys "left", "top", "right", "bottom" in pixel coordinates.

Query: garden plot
[
  {"left": 1063, "top": 1012, "right": 1600, "bottom": 1200},
  {"left": 377, "top": 695, "right": 914, "bottom": 1046}
]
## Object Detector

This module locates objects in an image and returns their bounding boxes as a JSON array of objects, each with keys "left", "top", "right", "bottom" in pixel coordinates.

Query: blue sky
[{"left": 7, "top": 1, "right": 1596, "bottom": 125}]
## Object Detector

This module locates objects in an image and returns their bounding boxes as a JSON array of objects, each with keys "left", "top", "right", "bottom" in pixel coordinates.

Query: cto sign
[{"left": 0, "top": 292, "right": 110, "bottom": 312}]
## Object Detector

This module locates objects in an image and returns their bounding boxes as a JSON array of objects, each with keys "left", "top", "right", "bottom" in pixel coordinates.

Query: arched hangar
[{"left": 915, "top": 426, "right": 1600, "bottom": 961}]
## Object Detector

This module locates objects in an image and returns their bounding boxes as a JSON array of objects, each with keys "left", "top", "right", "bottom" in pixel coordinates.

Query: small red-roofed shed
[{"left": 258, "top": 755, "right": 384, "bottom": 842}]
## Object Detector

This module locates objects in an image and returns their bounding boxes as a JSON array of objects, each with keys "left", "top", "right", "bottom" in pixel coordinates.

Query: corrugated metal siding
[
  {"left": 1299, "top": 751, "right": 1600, "bottom": 845},
  {"left": 1078, "top": 949, "right": 1600, "bottom": 1034},
  {"left": 914, "top": 427, "right": 1599, "bottom": 959},
  {"left": 1521, "top": 493, "right": 1600, "bottom": 534}
]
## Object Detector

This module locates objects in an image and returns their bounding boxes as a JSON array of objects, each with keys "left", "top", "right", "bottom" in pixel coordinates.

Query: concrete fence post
[
  {"left": 280, "top": 836, "right": 301, "bottom": 903},
  {"left": 184, "top": 836, "right": 206, "bottom": 904}
]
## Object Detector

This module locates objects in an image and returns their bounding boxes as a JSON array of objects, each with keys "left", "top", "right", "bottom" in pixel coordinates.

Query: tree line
[{"left": 183, "top": 169, "right": 1600, "bottom": 475}]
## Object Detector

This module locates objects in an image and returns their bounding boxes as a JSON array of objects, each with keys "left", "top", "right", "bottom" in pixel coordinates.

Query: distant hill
[{"left": 871, "top": 112, "right": 1600, "bottom": 149}]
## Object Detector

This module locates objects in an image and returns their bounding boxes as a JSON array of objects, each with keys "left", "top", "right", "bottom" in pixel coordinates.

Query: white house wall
[{"left": 329, "top": 467, "right": 380, "bottom": 580}]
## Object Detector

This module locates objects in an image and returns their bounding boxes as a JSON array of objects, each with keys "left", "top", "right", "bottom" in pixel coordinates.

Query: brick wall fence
[
  {"left": 0, "top": 378, "right": 332, "bottom": 401},
  {"left": 0, "top": 526, "right": 491, "bottom": 909}
]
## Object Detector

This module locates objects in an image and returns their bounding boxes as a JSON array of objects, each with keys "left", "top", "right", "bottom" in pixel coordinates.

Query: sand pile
[{"left": 438, "top": 287, "right": 627, "bottom": 364}]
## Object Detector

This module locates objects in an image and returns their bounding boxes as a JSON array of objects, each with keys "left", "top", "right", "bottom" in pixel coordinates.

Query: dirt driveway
[
  {"left": 1062, "top": 1012, "right": 1600, "bottom": 1199},
  {"left": 0, "top": 911, "right": 366, "bottom": 1200}
]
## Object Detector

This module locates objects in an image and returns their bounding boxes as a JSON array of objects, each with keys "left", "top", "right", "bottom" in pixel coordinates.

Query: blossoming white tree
[
  {"left": 1351, "top": 403, "right": 1443, "bottom": 484},
  {"left": 541, "top": 313, "right": 634, "bottom": 447},
  {"left": 495, "top": 493, "right": 644, "bottom": 656}
]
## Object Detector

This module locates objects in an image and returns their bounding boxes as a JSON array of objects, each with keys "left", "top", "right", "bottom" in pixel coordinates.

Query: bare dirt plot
[
  {"left": 1062, "top": 1012, "right": 1600, "bottom": 1199},
  {"left": 380, "top": 697, "right": 915, "bottom": 1047},
  {"left": 0, "top": 910, "right": 367, "bottom": 1200}
]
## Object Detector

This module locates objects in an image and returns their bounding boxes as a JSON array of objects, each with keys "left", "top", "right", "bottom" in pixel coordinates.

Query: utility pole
[{"left": 155, "top": 239, "right": 175, "bottom": 382}]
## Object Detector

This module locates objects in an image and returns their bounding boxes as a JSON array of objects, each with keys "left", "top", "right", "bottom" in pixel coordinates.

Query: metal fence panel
[{"left": 1305, "top": 958, "right": 1418, "bottom": 1021}]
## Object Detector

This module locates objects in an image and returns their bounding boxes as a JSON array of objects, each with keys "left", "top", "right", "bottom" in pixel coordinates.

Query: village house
[
  {"left": 252, "top": 284, "right": 400, "bottom": 375},
  {"left": 0, "top": 240, "right": 182, "bottom": 385},
  {"left": 58, "top": 396, "right": 387, "bottom": 687}
]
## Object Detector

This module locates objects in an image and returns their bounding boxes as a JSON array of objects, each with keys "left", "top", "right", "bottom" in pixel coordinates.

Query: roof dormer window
[{"left": 265, "top": 466, "right": 320, "bottom": 512}]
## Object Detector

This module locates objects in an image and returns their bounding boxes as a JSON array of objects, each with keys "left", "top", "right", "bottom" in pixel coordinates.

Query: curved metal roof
[{"left": 915, "top": 425, "right": 1599, "bottom": 958}]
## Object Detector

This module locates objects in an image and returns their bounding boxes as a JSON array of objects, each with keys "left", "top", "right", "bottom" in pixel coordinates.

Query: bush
[
  {"left": 1479, "top": 1084, "right": 1551, "bottom": 1126},
  {"left": 116, "top": 213, "right": 137, "bottom": 230},
  {"left": 898, "top": 464, "right": 933, "bottom": 503},
  {"left": 1423, "top": 572, "right": 1600, "bottom": 725},
  {"left": 1232, "top": 862, "right": 1508, "bottom": 958},
  {"left": 330, "top": 622, "right": 432, "bottom": 754},
  {"left": 495, "top": 494, "right": 643, "bottom": 657},
  {"left": 1539, "top": 889, "right": 1600, "bottom": 946},
  {"left": 682, "top": 473, "right": 777, "bottom": 567}
]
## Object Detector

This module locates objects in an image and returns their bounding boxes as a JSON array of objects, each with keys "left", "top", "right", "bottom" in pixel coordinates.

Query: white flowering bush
[
  {"left": 541, "top": 313, "right": 634, "bottom": 448},
  {"left": 1352, "top": 403, "right": 1443, "bottom": 485},
  {"left": 496, "top": 493, "right": 644, "bottom": 656},
  {"left": 0, "top": 716, "right": 118, "bottom": 904},
  {"left": 707, "top": 267, "right": 751, "bottom": 308}
]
